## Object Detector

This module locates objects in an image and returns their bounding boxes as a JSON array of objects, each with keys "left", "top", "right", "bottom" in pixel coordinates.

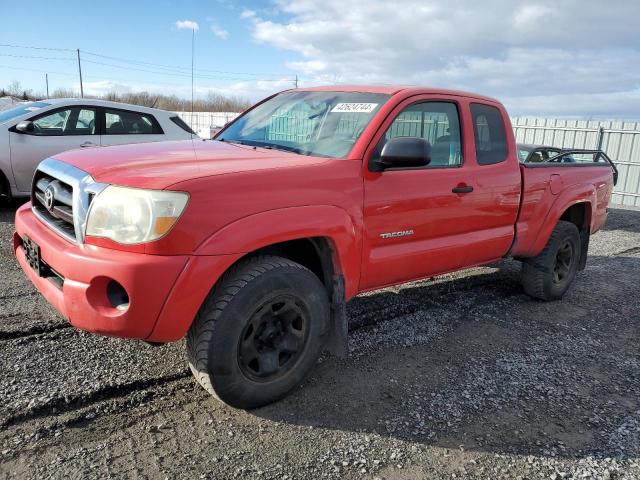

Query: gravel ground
[{"left": 0, "top": 203, "right": 639, "bottom": 479}]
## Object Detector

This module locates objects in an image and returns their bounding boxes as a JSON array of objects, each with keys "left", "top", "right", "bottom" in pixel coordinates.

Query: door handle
[
  {"left": 452, "top": 185, "right": 474, "bottom": 194},
  {"left": 80, "top": 141, "right": 97, "bottom": 148}
]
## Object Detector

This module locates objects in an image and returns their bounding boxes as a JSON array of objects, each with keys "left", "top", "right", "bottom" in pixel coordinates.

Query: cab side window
[
  {"left": 543, "top": 149, "right": 561, "bottom": 160},
  {"left": 31, "top": 107, "right": 96, "bottom": 136},
  {"left": 372, "top": 102, "right": 463, "bottom": 167},
  {"left": 104, "top": 109, "right": 163, "bottom": 135},
  {"left": 470, "top": 103, "right": 508, "bottom": 165},
  {"left": 529, "top": 151, "right": 544, "bottom": 163}
]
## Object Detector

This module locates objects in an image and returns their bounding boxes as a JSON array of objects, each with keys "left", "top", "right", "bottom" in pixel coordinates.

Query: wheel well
[
  {"left": 560, "top": 202, "right": 591, "bottom": 231},
  {"left": 249, "top": 237, "right": 337, "bottom": 296},
  {"left": 223, "top": 237, "right": 348, "bottom": 357},
  {"left": 0, "top": 169, "right": 8, "bottom": 197},
  {"left": 560, "top": 202, "right": 591, "bottom": 271}
]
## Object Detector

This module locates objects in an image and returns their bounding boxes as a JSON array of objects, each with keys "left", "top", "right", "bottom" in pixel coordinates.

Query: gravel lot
[{"left": 0, "top": 203, "right": 639, "bottom": 479}]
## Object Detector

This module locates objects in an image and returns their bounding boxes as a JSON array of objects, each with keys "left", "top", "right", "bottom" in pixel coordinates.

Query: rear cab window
[{"left": 470, "top": 103, "right": 508, "bottom": 165}]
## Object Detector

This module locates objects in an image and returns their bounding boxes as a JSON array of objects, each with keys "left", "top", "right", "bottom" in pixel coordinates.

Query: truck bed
[{"left": 511, "top": 159, "right": 615, "bottom": 257}]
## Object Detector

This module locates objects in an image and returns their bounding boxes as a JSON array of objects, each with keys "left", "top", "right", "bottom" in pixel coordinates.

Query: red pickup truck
[{"left": 13, "top": 86, "right": 616, "bottom": 409}]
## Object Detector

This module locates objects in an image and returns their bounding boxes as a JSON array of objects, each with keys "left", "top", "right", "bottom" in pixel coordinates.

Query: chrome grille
[
  {"left": 32, "top": 172, "right": 76, "bottom": 240},
  {"left": 31, "top": 158, "right": 108, "bottom": 243}
]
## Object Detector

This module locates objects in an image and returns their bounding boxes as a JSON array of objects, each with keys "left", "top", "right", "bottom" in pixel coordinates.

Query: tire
[
  {"left": 522, "top": 220, "right": 581, "bottom": 301},
  {"left": 186, "top": 255, "right": 329, "bottom": 409}
]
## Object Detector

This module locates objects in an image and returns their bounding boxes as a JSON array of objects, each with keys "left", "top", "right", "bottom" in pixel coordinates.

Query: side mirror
[
  {"left": 371, "top": 137, "right": 431, "bottom": 172},
  {"left": 15, "top": 120, "right": 35, "bottom": 133}
]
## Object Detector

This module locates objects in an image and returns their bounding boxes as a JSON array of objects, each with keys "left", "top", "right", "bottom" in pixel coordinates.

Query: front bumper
[{"left": 13, "top": 203, "right": 238, "bottom": 342}]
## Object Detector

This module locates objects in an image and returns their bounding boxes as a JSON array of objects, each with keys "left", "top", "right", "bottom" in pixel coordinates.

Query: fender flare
[
  {"left": 194, "top": 205, "right": 362, "bottom": 299},
  {"left": 527, "top": 184, "right": 595, "bottom": 257}
]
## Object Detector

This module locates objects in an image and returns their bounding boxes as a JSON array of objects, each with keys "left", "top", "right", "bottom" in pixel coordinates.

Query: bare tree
[
  {"left": 4, "top": 83, "right": 251, "bottom": 112},
  {"left": 7, "top": 81, "right": 22, "bottom": 97}
]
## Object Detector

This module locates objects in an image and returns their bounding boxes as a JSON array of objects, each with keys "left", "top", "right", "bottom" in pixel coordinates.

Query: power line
[
  {"left": 0, "top": 53, "right": 75, "bottom": 61},
  {"left": 0, "top": 63, "right": 295, "bottom": 90},
  {"left": 81, "top": 51, "right": 196, "bottom": 75},
  {"left": 81, "top": 58, "right": 290, "bottom": 82},
  {"left": 80, "top": 50, "right": 290, "bottom": 77},
  {"left": 0, "top": 42, "right": 301, "bottom": 93},
  {"left": 0, "top": 43, "right": 75, "bottom": 52},
  {"left": 81, "top": 58, "right": 199, "bottom": 78},
  {"left": 0, "top": 64, "right": 78, "bottom": 78},
  {"left": 1, "top": 42, "right": 296, "bottom": 81}
]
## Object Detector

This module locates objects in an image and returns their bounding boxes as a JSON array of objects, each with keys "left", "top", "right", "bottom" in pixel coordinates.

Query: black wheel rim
[
  {"left": 553, "top": 240, "right": 574, "bottom": 285},
  {"left": 238, "top": 295, "right": 309, "bottom": 382}
]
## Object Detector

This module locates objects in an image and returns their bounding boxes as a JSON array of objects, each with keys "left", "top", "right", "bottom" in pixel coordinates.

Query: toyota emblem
[{"left": 44, "top": 186, "right": 55, "bottom": 210}]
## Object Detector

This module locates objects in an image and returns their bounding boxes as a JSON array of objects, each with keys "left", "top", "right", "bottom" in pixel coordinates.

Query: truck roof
[{"left": 297, "top": 84, "right": 500, "bottom": 103}]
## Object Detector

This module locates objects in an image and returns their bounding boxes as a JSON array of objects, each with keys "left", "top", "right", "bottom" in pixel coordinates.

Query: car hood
[{"left": 53, "top": 139, "right": 329, "bottom": 190}]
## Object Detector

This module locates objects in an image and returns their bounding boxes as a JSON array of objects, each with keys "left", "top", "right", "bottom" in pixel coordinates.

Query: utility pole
[
  {"left": 45, "top": 73, "right": 49, "bottom": 99},
  {"left": 191, "top": 28, "right": 195, "bottom": 139},
  {"left": 76, "top": 49, "right": 84, "bottom": 98},
  {"left": 294, "top": 75, "right": 298, "bottom": 88}
]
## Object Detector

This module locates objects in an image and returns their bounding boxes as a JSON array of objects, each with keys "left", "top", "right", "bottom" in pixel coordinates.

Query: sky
[{"left": 1, "top": 0, "right": 639, "bottom": 118}]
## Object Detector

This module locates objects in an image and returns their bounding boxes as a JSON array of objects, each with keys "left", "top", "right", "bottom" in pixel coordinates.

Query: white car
[{"left": 0, "top": 98, "right": 197, "bottom": 199}]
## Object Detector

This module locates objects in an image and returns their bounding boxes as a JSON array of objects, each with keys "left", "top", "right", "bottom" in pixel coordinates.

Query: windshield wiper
[
  {"left": 257, "top": 144, "right": 307, "bottom": 155},
  {"left": 218, "top": 138, "right": 246, "bottom": 145},
  {"left": 241, "top": 140, "right": 308, "bottom": 155},
  {"left": 218, "top": 138, "right": 309, "bottom": 156}
]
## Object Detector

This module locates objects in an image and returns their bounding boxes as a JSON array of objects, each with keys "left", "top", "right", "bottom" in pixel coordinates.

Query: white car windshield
[
  {"left": 0, "top": 101, "right": 50, "bottom": 124},
  {"left": 217, "top": 91, "right": 390, "bottom": 158}
]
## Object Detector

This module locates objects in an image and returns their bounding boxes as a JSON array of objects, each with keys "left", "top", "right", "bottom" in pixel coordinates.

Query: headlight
[{"left": 85, "top": 186, "right": 189, "bottom": 244}]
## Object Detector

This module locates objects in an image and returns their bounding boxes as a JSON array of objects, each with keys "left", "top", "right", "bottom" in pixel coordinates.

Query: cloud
[
  {"left": 513, "top": 5, "right": 555, "bottom": 27},
  {"left": 80, "top": 80, "right": 133, "bottom": 96},
  {"left": 211, "top": 25, "right": 229, "bottom": 40},
  {"left": 242, "top": 0, "right": 640, "bottom": 117},
  {"left": 175, "top": 20, "right": 199, "bottom": 31},
  {"left": 506, "top": 91, "right": 640, "bottom": 119}
]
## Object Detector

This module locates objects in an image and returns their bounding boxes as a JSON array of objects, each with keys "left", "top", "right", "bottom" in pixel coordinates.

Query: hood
[{"left": 53, "top": 139, "right": 328, "bottom": 190}]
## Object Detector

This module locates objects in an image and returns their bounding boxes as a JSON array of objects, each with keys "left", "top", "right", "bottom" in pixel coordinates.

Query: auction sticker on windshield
[{"left": 331, "top": 103, "right": 379, "bottom": 113}]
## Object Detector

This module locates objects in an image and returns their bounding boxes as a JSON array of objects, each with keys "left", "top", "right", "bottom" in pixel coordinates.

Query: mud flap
[
  {"left": 578, "top": 228, "right": 590, "bottom": 271},
  {"left": 325, "top": 274, "right": 348, "bottom": 357}
]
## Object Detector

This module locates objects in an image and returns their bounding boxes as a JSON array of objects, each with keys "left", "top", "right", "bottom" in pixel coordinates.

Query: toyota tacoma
[{"left": 13, "top": 86, "right": 617, "bottom": 408}]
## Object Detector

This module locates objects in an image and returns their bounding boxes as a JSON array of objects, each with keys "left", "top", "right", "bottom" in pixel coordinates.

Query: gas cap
[{"left": 550, "top": 174, "right": 563, "bottom": 195}]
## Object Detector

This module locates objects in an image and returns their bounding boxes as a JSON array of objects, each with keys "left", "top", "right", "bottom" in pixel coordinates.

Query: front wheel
[
  {"left": 186, "top": 255, "right": 329, "bottom": 409},
  {"left": 521, "top": 220, "right": 581, "bottom": 301}
]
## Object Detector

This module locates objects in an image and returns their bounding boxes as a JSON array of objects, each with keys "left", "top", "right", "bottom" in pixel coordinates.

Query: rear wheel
[
  {"left": 522, "top": 220, "right": 581, "bottom": 301},
  {"left": 186, "top": 255, "right": 329, "bottom": 409}
]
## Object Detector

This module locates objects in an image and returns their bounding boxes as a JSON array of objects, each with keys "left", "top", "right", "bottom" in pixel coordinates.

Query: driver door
[
  {"left": 9, "top": 106, "right": 98, "bottom": 192},
  {"left": 361, "top": 99, "right": 474, "bottom": 290}
]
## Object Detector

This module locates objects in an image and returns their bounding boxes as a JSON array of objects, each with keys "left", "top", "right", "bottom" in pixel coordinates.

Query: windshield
[
  {"left": 0, "top": 101, "right": 50, "bottom": 124},
  {"left": 217, "top": 91, "right": 390, "bottom": 158}
]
